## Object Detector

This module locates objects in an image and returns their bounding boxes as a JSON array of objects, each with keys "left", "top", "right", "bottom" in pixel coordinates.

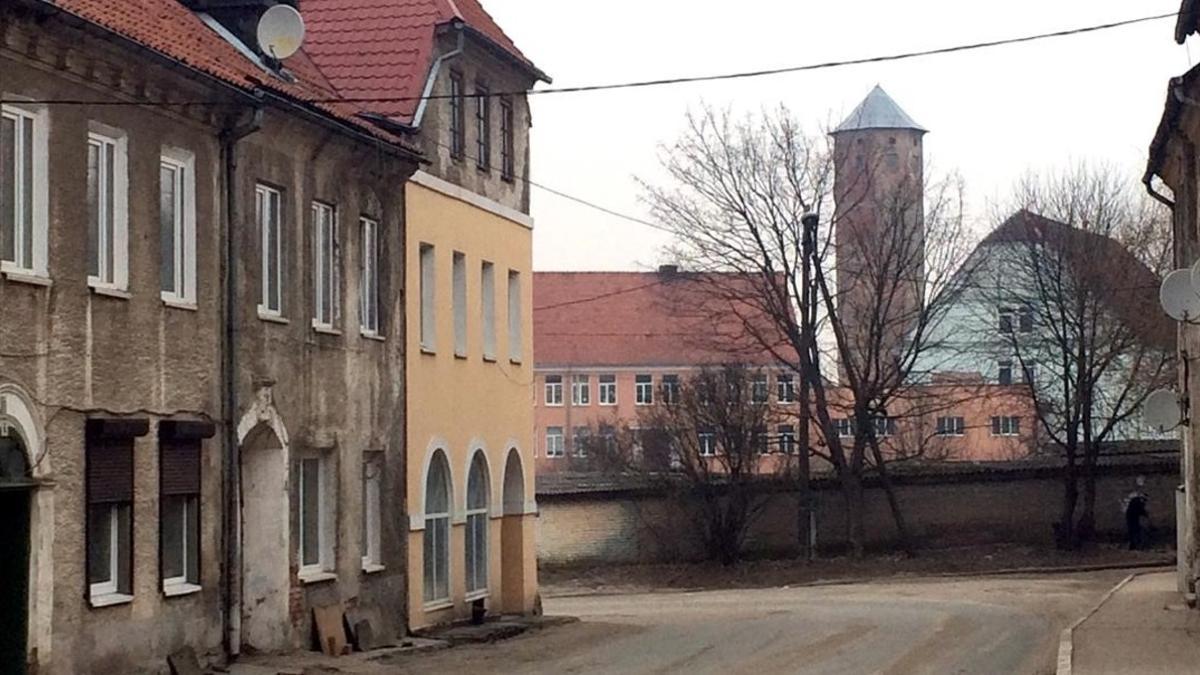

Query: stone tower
[{"left": 831, "top": 85, "right": 926, "bottom": 382}]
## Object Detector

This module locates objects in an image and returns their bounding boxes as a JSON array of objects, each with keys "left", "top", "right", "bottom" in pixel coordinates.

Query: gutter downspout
[
  {"left": 220, "top": 107, "right": 263, "bottom": 661},
  {"left": 1145, "top": 171, "right": 1176, "bottom": 210},
  {"left": 412, "top": 25, "right": 465, "bottom": 129}
]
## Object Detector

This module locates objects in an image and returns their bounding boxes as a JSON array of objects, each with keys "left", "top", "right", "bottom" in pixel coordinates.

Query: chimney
[{"left": 658, "top": 264, "right": 680, "bottom": 276}]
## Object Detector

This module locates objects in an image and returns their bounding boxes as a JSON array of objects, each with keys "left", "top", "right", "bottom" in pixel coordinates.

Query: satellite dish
[
  {"left": 1143, "top": 389, "right": 1182, "bottom": 433},
  {"left": 257, "top": 4, "right": 305, "bottom": 60},
  {"left": 1159, "top": 269, "right": 1200, "bottom": 322}
]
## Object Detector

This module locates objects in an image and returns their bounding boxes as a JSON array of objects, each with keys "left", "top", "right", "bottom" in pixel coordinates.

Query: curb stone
[{"left": 1055, "top": 571, "right": 1143, "bottom": 675}]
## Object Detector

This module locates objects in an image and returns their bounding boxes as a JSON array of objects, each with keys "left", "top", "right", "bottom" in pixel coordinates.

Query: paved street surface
[
  {"left": 386, "top": 570, "right": 1130, "bottom": 674},
  {"left": 1072, "top": 570, "right": 1200, "bottom": 674}
]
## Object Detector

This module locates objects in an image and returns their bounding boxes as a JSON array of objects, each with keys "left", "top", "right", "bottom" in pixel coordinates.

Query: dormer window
[
  {"left": 475, "top": 82, "right": 491, "bottom": 171},
  {"left": 449, "top": 71, "right": 465, "bottom": 160}
]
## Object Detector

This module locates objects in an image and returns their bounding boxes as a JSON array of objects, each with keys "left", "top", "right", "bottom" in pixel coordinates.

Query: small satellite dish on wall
[
  {"left": 257, "top": 4, "right": 305, "bottom": 60},
  {"left": 1143, "top": 389, "right": 1183, "bottom": 433},
  {"left": 1160, "top": 269, "right": 1200, "bottom": 322}
]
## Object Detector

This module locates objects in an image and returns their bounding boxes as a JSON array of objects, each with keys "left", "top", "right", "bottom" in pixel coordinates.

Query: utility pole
[{"left": 797, "top": 211, "right": 819, "bottom": 560}]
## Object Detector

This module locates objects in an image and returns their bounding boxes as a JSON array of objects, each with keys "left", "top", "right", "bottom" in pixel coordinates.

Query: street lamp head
[{"left": 801, "top": 212, "right": 819, "bottom": 228}]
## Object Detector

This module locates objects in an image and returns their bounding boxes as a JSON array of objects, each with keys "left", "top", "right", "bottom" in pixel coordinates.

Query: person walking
[{"left": 1123, "top": 476, "right": 1150, "bottom": 551}]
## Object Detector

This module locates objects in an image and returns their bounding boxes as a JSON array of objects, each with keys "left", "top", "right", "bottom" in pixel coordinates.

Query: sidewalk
[{"left": 1068, "top": 571, "right": 1200, "bottom": 674}]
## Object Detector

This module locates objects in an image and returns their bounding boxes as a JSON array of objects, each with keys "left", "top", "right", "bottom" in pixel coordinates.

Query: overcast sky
[{"left": 484, "top": 0, "right": 1191, "bottom": 272}]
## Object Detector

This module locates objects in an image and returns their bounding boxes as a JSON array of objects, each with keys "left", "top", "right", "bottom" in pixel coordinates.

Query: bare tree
[
  {"left": 639, "top": 106, "right": 974, "bottom": 556},
  {"left": 969, "top": 166, "right": 1174, "bottom": 548},
  {"left": 588, "top": 365, "right": 794, "bottom": 565}
]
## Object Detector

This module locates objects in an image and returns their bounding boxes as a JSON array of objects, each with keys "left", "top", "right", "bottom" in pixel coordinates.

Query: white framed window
[
  {"left": 481, "top": 261, "right": 496, "bottom": 359},
  {"left": 835, "top": 418, "right": 853, "bottom": 439},
  {"left": 635, "top": 374, "right": 653, "bottom": 405},
  {"left": 419, "top": 243, "right": 436, "bottom": 350},
  {"left": 359, "top": 217, "right": 380, "bottom": 336},
  {"left": 465, "top": 454, "right": 489, "bottom": 596},
  {"left": 599, "top": 374, "right": 617, "bottom": 405},
  {"left": 991, "top": 416, "right": 1021, "bottom": 437},
  {"left": 751, "top": 374, "right": 769, "bottom": 404},
  {"left": 777, "top": 373, "right": 795, "bottom": 403},
  {"left": 1023, "top": 361, "right": 1038, "bottom": 385},
  {"left": 545, "top": 427, "right": 565, "bottom": 458},
  {"left": 297, "top": 454, "right": 335, "bottom": 578},
  {"left": 159, "top": 150, "right": 196, "bottom": 304},
  {"left": 544, "top": 375, "right": 563, "bottom": 406},
  {"left": 778, "top": 425, "right": 796, "bottom": 454},
  {"left": 571, "top": 374, "right": 590, "bottom": 406},
  {"left": 453, "top": 252, "right": 467, "bottom": 356},
  {"left": 572, "top": 427, "right": 590, "bottom": 457},
  {"left": 873, "top": 417, "right": 897, "bottom": 438},
  {"left": 753, "top": 427, "right": 769, "bottom": 454},
  {"left": 507, "top": 270, "right": 523, "bottom": 362},
  {"left": 998, "top": 360, "right": 1013, "bottom": 386},
  {"left": 256, "top": 184, "right": 283, "bottom": 316},
  {"left": 88, "top": 503, "right": 131, "bottom": 601},
  {"left": 662, "top": 374, "right": 680, "bottom": 405},
  {"left": 161, "top": 495, "right": 199, "bottom": 590},
  {"left": 1, "top": 103, "right": 48, "bottom": 276},
  {"left": 312, "top": 202, "right": 340, "bottom": 330},
  {"left": 936, "top": 416, "right": 965, "bottom": 436},
  {"left": 698, "top": 429, "right": 716, "bottom": 457},
  {"left": 423, "top": 451, "right": 451, "bottom": 604},
  {"left": 362, "top": 453, "right": 383, "bottom": 570},
  {"left": 87, "top": 127, "right": 129, "bottom": 290}
]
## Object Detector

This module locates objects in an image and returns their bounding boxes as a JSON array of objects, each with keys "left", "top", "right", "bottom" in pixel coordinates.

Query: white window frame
[
  {"left": 571, "top": 374, "right": 590, "bottom": 406},
  {"left": 507, "top": 270, "right": 523, "bottom": 362},
  {"left": 572, "top": 427, "right": 590, "bottom": 458},
  {"left": 635, "top": 374, "right": 653, "bottom": 406},
  {"left": 936, "top": 416, "right": 966, "bottom": 437},
  {"left": 89, "top": 505, "right": 121, "bottom": 599},
  {"left": 698, "top": 430, "right": 716, "bottom": 457},
  {"left": 662, "top": 375, "right": 680, "bottom": 405},
  {"left": 777, "top": 373, "right": 795, "bottom": 403},
  {"left": 545, "top": 427, "right": 565, "bottom": 458},
  {"left": 453, "top": 252, "right": 467, "bottom": 357},
  {"left": 544, "top": 375, "right": 563, "bottom": 406},
  {"left": 362, "top": 454, "right": 383, "bottom": 571},
  {"left": 873, "top": 417, "right": 897, "bottom": 438},
  {"left": 1, "top": 102, "right": 48, "bottom": 278},
  {"left": 481, "top": 261, "right": 496, "bottom": 360},
  {"left": 311, "top": 201, "right": 340, "bottom": 330},
  {"left": 86, "top": 126, "right": 129, "bottom": 291},
  {"left": 161, "top": 494, "right": 200, "bottom": 593},
  {"left": 751, "top": 374, "right": 769, "bottom": 404},
  {"left": 599, "top": 374, "right": 618, "bottom": 406},
  {"left": 419, "top": 243, "right": 436, "bottom": 350},
  {"left": 359, "top": 217, "right": 381, "bottom": 336},
  {"left": 777, "top": 425, "right": 796, "bottom": 454},
  {"left": 297, "top": 454, "right": 335, "bottom": 580},
  {"left": 256, "top": 184, "right": 284, "bottom": 317},
  {"left": 835, "top": 418, "right": 853, "bottom": 439},
  {"left": 998, "top": 360, "right": 1013, "bottom": 386},
  {"left": 464, "top": 457, "right": 489, "bottom": 597},
  {"left": 992, "top": 416, "right": 1021, "bottom": 437},
  {"left": 159, "top": 149, "right": 197, "bottom": 305}
]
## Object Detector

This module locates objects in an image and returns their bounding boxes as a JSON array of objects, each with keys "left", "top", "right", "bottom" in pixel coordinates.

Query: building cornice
[{"left": 410, "top": 170, "right": 534, "bottom": 230}]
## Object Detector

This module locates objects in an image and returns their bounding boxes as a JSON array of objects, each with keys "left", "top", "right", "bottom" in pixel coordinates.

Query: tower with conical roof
[{"left": 831, "top": 85, "right": 926, "bottom": 382}]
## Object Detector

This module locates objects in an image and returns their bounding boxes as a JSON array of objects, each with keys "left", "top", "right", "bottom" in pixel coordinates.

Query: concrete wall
[{"left": 537, "top": 464, "right": 1178, "bottom": 566}]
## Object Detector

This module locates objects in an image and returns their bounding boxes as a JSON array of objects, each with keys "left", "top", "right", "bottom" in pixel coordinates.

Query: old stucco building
[
  {"left": 305, "top": 0, "right": 550, "bottom": 629},
  {"left": 0, "top": 0, "right": 428, "bottom": 671}
]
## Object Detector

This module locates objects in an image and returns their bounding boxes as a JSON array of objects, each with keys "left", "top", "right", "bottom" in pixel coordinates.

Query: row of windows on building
[
  {"left": 541, "top": 372, "right": 798, "bottom": 407},
  {"left": 83, "top": 419, "right": 385, "bottom": 607},
  {"left": 418, "top": 244, "right": 523, "bottom": 362},
  {"left": 422, "top": 450, "right": 490, "bottom": 605},
  {"left": 0, "top": 104, "right": 387, "bottom": 337},
  {"left": 540, "top": 424, "right": 801, "bottom": 458},
  {"left": 832, "top": 415, "right": 1022, "bottom": 438},
  {"left": 447, "top": 72, "right": 517, "bottom": 180}
]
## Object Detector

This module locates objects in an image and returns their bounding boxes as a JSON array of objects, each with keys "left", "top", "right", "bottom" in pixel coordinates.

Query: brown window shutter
[
  {"left": 87, "top": 438, "right": 134, "bottom": 503},
  {"left": 160, "top": 439, "right": 200, "bottom": 496}
]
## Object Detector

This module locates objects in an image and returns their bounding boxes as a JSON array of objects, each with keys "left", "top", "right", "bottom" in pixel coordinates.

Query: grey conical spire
[{"left": 833, "top": 85, "right": 926, "bottom": 134}]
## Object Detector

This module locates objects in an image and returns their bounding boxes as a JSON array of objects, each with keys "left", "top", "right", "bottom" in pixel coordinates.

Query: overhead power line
[{"left": 0, "top": 10, "right": 1177, "bottom": 108}]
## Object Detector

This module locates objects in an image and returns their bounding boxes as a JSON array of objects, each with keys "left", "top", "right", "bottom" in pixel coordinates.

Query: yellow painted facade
[{"left": 405, "top": 176, "right": 538, "bottom": 629}]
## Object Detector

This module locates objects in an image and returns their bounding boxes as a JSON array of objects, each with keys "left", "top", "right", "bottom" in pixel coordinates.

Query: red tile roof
[
  {"left": 303, "top": 0, "right": 546, "bottom": 124},
  {"left": 534, "top": 271, "right": 798, "bottom": 369},
  {"left": 45, "top": 0, "right": 414, "bottom": 148}
]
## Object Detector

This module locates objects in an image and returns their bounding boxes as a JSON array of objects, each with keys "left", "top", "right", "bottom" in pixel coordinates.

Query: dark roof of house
[
  {"left": 303, "top": 0, "right": 549, "bottom": 125},
  {"left": 533, "top": 270, "right": 799, "bottom": 369},
  {"left": 979, "top": 210, "right": 1174, "bottom": 351},
  {"left": 43, "top": 0, "right": 417, "bottom": 151}
]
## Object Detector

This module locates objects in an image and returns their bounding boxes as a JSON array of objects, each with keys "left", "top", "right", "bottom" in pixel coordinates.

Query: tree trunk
[
  {"left": 1076, "top": 444, "right": 1098, "bottom": 544},
  {"left": 869, "top": 438, "right": 913, "bottom": 555},
  {"left": 1058, "top": 452, "right": 1079, "bottom": 550},
  {"left": 842, "top": 472, "right": 866, "bottom": 557}
]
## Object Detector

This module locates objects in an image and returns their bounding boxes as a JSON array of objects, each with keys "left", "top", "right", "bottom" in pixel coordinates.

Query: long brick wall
[{"left": 537, "top": 453, "right": 1179, "bottom": 565}]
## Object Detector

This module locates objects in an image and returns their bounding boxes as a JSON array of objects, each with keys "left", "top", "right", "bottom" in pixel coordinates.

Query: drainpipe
[
  {"left": 220, "top": 106, "right": 263, "bottom": 661},
  {"left": 411, "top": 25, "right": 465, "bottom": 129},
  {"left": 1145, "top": 171, "right": 1176, "bottom": 210}
]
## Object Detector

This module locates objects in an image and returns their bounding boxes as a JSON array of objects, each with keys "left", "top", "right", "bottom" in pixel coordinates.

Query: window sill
[
  {"left": 599, "top": 403, "right": 618, "bottom": 407},
  {"left": 420, "top": 346, "right": 437, "bottom": 356},
  {"left": 89, "top": 284, "right": 131, "bottom": 300},
  {"left": 312, "top": 323, "right": 342, "bottom": 336},
  {"left": 90, "top": 592, "right": 134, "bottom": 608},
  {"left": 361, "top": 332, "right": 386, "bottom": 342},
  {"left": 423, "top": 599, "right": 454, "bottom": 612},
  {"left": 464, "top": 589, "right": 490, "bottom": 602},
  {"left": 483, "top": 354, "right": 497, "bottom": 363},
  {"left": 162, "top": 297, "right": 198, "bottom": 311},
  {"left": 509, "top": 358, "right": 523, "bottom": 366},
  {"left": 454, "top": 352, "right": 468, "bottom": 360},
  {"left": 298, "top": 570, "right": 338, "bottom": 585},
  {"left": 258, "top": 310, "right": 289, "bottom": 324},
  {"left": 2, "top": 270, "right": 52, "bottom": 287},
  {"left": 162, "top": 582, "right": 202, "bottom": 597},
  {"left": 361, "top": 563, "right": 386, "bottom": 575}
]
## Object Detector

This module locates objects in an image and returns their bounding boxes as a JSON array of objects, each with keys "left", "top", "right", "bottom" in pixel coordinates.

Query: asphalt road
[{"left": 397, "top": 571, "right": 1129, "bottom": 674}]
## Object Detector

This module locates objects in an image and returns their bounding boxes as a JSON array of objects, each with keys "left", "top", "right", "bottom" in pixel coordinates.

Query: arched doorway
[
  {"left": 500, "top": 449, "right": 526, "bottom": 614},
  {"left": 239, "top": 421, "right": 290, "bottom": 653},
  {"left": 464, "top": 452, "right": 490, "bottom": 599},
  {"left": 0, "top": 406, "right": 35, "bottom": 673}
]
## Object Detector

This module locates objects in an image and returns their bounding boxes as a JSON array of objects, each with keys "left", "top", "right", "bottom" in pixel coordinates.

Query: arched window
[
  {"left": 423, "top": 451, "right": 451, "bottom": 604},
  {"left": 465, "top": 453, "right": 489, "bottom": 595}
]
